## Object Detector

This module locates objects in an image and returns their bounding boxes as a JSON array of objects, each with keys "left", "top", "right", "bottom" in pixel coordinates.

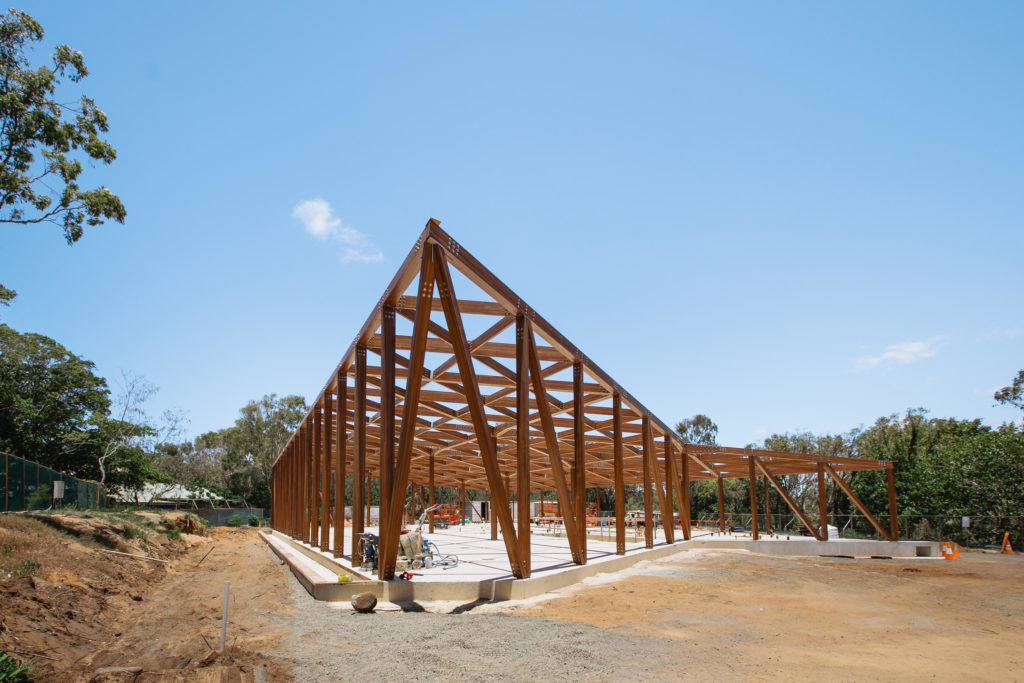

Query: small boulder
[{"left": 351, "top": 592, "right": 377, "bottom": 613}]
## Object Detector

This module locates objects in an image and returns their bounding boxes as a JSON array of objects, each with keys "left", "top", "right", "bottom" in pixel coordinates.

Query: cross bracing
[{"left": 271, "top": 219, "right": 898, "bottom": 580}]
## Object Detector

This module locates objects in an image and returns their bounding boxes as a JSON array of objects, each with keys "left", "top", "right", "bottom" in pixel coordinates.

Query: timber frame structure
[{"left": 270, "top": 220, "right": 899, "bottom": 580}]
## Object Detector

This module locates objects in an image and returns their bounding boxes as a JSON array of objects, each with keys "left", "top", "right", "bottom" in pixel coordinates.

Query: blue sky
[{"left": 2, "top": 2, "right": 1022, "bottom": 446}]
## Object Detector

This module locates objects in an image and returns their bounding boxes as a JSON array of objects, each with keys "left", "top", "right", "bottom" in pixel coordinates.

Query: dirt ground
[
  {"left": 2, "top": 511, "right": 1022, "bottom": 681},
  {"left": 497, "top": 548, "right": 1024, "bottom": 680}
]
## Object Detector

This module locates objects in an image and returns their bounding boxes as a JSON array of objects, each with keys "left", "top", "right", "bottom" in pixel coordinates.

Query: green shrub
[
  {"left": 248, "top": 514, "right": 259, "bottom": 527},
  {"left": 225, "top": 515, "right": 243, "bottom": 528},
  {"left": 1, "top": 558, "right": 40, "bottom": 579},
  {"left": 0, "top": 652, "right": 32, "bottom": 682}
]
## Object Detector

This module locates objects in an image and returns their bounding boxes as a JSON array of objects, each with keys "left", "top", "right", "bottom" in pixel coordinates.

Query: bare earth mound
[{"left": 3, "top": 514, "right": 1021, "bottom": 681}]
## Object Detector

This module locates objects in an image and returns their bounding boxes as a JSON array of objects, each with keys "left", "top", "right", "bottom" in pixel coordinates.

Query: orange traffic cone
[
  {"left": 951, "top": 543, "right": 960, "bottom": 559},
  {"left": 1001, "top": 532, "right": 1014, "bottom": 555},
  {"left": 941, "top": 542, "right": 955, "bottom": 560}
]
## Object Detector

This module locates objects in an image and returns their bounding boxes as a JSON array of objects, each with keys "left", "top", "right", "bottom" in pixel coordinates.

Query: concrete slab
[{"left": 262, "top": 524, "right": 941, "bottom": 603}]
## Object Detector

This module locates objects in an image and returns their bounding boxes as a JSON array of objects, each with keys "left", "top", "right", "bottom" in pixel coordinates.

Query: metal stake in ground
[{"left": 220, "top": 581, "right": 230, "bottom": 652}]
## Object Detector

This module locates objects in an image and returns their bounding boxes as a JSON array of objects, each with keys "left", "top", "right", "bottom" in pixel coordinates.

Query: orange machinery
[
  {"left": 429, "top": 504, "right": 463, "bottom": 525},
  {"left": 536, "top": 501, "right": 602, "bottom": 526}
]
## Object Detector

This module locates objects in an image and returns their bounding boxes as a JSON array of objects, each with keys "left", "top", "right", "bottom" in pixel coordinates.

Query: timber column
[
  {"left": 887, "top": 464, "right": 899, "bottom": 541},
  {"left": 516, "top": 316, "right": 531, "bottom": 577},
  {"left": 334, "top": 368, "right": 347, "bottom": 558},
  {"left": 377, "top": 305, "right": 396, "bottom": 577},
  {"left": 321, "top": 393, "right": 331, "bottom": 551},
  {"left": 748, "top": 453, "right": 759, "bottom": 540},
  {"left": 573, "top": 361, "right": 587, "bottom": 557},
  {"left": 680, "top": 446, "right": 691, "bottom": 540},
  {"left": 612, "top": 393, "right": 625, "bottom": 555},
  {"left": 642, "top": 416, "right": 654, "bottom": 549},
  {"left": 817, "top": 461, "right": 828, "bottom": 541},
  {"left": 351, "top": 346, "right": 367, "bottom": 565}
]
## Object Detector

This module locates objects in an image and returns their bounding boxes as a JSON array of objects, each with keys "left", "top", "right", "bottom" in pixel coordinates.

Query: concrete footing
[
  {"left": 262, "top": 528, "right": 942, "bottom": 604},
  {"left": 688, "top": 536, "right": 941, "bottom": 558}
]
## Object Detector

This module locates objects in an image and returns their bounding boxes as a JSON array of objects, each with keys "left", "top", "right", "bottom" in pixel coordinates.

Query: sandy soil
[
  {"left": 497, "top": 548, "right": 1024, "bottom": 681},
  {"left": 68, "top": 526, "right": 291, "bottom": 682},
  {"left": 4, "top": 513, "right": 1023, "bottom": 681}
]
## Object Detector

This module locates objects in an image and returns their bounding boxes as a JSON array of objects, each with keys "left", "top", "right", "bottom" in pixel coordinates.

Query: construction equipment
[
  {"left": 429, "top": 504, "right": 463, "bottom": 526},
  {"left": 534, "top": 501, "right": 605, "bottom": 527},
  {"left": 401, "top": 505, "right": 459, "bottom": 570},
  {"left": 356, "top": 532, "right": 378, "bottom": 571}
]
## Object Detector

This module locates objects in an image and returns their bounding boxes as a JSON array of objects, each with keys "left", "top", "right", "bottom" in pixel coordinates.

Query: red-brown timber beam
[
  {"left": 516, "top": 314, "right": 531, "bottom": 577},
  {"left": 748, "top": 454, "right": 759, "bottom": 540},
  {"left": 303, "top": 417, "right": 311, "bottom": 544},
  {"left": 753, "top": 458, "right": 821, "bottom": 540},
  {"left": 352, "top": 346, "right": 367, "bottom": 566},
  {"left": 321, "top": 394, "right": 331, "bottom": 551},
  {"left": 665, "top": 438, "right": 685, "bottom": 540},
  {"left": 887, "top": 464, "right": 899, "bottom": 541},
  {"left": 377, "top": 305, "right": 396, "bottom": 577},
  {"left": 613, "top": 393, "right": 625, "bottom": 555},
  {"left": 434, "top": 243, "right": 524, "bottom": 576},
  {"left": 717, "top": 476, "right": 725, "bottom": 532},
  {"left": 817, "top": 461, "right": 828, "bottom": 542},
  {"left": 678, "top": 442, "right": 692, "bottom": 540},
  {"left": 334, "top": 369, "right": 347, "bottom": 558},
  {"left": 823, "top": 463, "right": 894, "bottom": 541},
  {"left": 642, "top": 417, "right": 654, "bottom": 549},
  {"left": 529, "top": 327, "right": 584, "bottom": 564},
  {"left": 573, "top": 361, "right": 587, "bottom": 558},
  {"left": 428, "top": 452, "right": 435, "bottom": 534},
  {"left": 378, "top": 245, "right": 436, "bottom": 579},
  {"left": 646, "top": 430, "right": 672, "bottom": 544}
]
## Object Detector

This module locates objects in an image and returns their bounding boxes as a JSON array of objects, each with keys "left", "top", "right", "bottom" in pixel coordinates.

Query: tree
[
  {"left": 94, "top": 371, "right": 157, "bottom": 486},
  {"left": 0, "top": 324, "right": 166, "bottom": 491},
  {"left": 0, "top": 9, "right": 124, "bottom": 243},
  {"left": 995, "top": 370, "right": 1024, "bottom": 413},
  {"left": 0, "top": 283, "right": 15, "bottom": 312},
  {"left": 215, "top": 394, "right": 308, "bottom": 507},
  {"left": 851, "top": 411, "right": 1024, "bottom": 544},
  {"left": 675, "top": 414, "right": 718, "bottom": 445},
  {"left": 757, "top": 431, "right": 856, "bottom": 520},
  {"left": 0, "top": 322, "right": 110, "bottom": 470}
]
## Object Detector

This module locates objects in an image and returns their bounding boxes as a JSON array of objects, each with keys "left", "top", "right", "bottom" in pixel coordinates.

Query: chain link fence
[
  {"left": 1, "top": 452, "right": 111, "bottom": 512},
  {"left": 694, "top": 511, "right": 1021, "bottom": 548}
]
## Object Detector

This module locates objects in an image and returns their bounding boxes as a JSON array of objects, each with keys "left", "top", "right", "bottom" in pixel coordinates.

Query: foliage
[
  {"left": 674, "top": 414, "right": 718, "bottom": 445},
  {"left": 675, "top": 408, "right": 1024, "bottom": 537},
  {"left": 248, "top": 514, "right": 260, "bottom": 527},
  {"left": 850, "top": 410, "right": 1024, "bottom": 519},
  {"left": 0, "top": 652, "right": 32, "bottom": 682},
  {"left": 0, "top": 284, "right": 15, "bottom": 314},
  {"left": 995, "top": 369, "right": 1024, "bottom": 413},
  {"left": 161, "top": 394, "right": 308, "bottom": 507},
  {"left": 0, "top": 324, "right": 166, "bottom": 492},
  {"left": 0, "top": 323, "right": 109, "bottom": 468},
  {"left": 0, "top": 9, "right": 124, "bottom": 243},
  {"left": 224, "top": 514, "right": 243, "bottom": 528}
]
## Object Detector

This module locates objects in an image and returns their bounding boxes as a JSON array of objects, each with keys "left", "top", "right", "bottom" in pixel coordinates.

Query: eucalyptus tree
[{"left": 0, "top": 9, "right": 124, "bottom": 243}]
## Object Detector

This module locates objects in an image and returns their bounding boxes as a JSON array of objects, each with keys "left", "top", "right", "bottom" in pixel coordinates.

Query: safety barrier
[{"left": 1, "top": 452, "right": 110, "bottom": 512}]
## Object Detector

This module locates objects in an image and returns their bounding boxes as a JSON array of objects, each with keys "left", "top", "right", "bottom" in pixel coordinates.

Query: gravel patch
[{"left": 268, "top": 574, "right": 680, "bottom": 681}]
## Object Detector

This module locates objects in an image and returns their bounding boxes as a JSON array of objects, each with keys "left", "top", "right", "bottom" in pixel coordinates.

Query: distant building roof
[{"left": 114, "top": 483, "right": 225, "bottom": 505}]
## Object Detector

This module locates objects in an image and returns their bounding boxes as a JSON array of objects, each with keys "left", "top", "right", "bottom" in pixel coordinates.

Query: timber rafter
[{"left": 271, "top": 219, "right": 896, "bottom": 576}]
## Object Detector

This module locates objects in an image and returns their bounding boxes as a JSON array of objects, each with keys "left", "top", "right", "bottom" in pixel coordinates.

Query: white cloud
[
  {"left": 855, "top": 339, "right": 940, "bottom": 371},
  {"left": 291, "top": 198, "right": 383, "bottom": 263}
]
